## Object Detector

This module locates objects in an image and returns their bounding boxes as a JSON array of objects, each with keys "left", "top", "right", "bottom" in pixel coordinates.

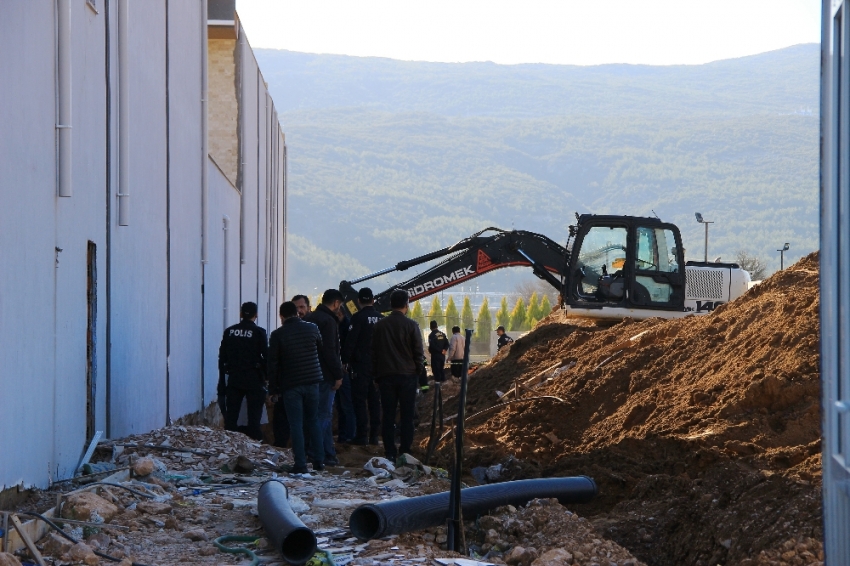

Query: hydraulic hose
[
  {"left": 257, "top": 480, "right": 317, "bottom": 565},
  {"left": 349, "top": 476, "right": 597, "bottom": 540}
]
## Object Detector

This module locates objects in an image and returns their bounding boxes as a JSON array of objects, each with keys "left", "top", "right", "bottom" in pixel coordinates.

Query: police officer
[
  {"left": 218, "top": 302, "right": 268, "bottom": 440},
  {"left": 496, "top": 325, "right": 514, "bottom": 351},
  {"left": 341, "top": 287, "right": 384, "bottom": 445},
  {"left": 427, "top": 320, "right": 449, "bottom": 383}
]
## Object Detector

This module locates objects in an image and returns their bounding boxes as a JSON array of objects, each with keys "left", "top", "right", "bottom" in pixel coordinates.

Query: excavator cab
[{"left": 566, "top": 215, "right": 685, "bottom": 317}]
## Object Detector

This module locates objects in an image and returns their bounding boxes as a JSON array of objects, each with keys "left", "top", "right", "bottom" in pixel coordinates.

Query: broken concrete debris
[{"left": 2, "top": 424, "right": 640, "bottom": 565}]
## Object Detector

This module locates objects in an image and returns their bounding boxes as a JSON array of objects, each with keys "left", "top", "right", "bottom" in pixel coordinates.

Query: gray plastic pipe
[
  {"left": 349, "top": 476, "right": 597, "bottom": 540},
  {"left": 258, "top": 480, "right": 317, "bottom": 565}
]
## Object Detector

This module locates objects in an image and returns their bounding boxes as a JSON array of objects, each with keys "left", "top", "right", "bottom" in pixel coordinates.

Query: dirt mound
[{"left": 429, "top": 253, "right": 823, "bottom": 566}]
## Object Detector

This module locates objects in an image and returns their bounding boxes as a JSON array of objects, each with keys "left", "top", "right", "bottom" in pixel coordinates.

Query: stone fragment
[
  {"left": 87, "top": 532, "right": 111, "bottom": 549},
  {"left": 532, "top": 548, "right": 573, "bottom": 566},
  {"left": 133, "top": 457, "right": 156, "bottom": 476},
  {"left": 62, "top": 492, "right": 119, "bottom": 523},
  {"left": 199, "top": 545, "right": 218, "bottom": 556},
  {"left": 68, "top": 541, "right": 99, "bottom": 565},
  {"left": 43, "top": 532, "right": 75, "bottom": 556},
  {"left": 118, "top": 560, "right": 133, "bottom": 566},
  {"left": 184, "top": 528, "right": 209, "bottom": 541},
  {"left": 0, "top": 553, "right": 22, "bottom": 566},
  {"left": 506, "top": 545, "right": 538, "bottom": 566},
  {"left": 164, "top": 516, "right": 179, "bottom": 529},
  {"left": 137, "top": 501, "right": 172, "bottom": 515}
]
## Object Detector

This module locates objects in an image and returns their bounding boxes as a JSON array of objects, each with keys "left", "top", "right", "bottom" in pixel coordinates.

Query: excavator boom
[{"left": 340, "top": 228, "right": 568, "bottom": 313}]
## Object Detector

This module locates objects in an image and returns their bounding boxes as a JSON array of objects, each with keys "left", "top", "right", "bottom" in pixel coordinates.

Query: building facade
[{"left": 0, "top": 0, "right": 286, "bottom": 491}]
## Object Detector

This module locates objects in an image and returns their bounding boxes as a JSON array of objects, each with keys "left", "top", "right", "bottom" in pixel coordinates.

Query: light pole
[
  {"left": 695, "top": 212, "right": 714, "bottom": 262},
  {"left": 778, "top": 242, "right": 790, "bottom": 270}
]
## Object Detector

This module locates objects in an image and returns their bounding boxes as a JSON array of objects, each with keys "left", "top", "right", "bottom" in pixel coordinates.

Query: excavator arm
[{"left": 340, "top": 228, "right": 569, "bottom": 313}]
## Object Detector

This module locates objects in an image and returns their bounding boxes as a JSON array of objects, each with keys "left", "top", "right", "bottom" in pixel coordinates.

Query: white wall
[{"left": 0, "top": 1, "right": 286, "bottom": 491}]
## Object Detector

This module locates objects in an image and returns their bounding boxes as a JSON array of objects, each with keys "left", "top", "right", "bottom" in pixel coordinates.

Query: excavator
[{"left": 339, "top": 214, "right": 751, "bottom": 321}]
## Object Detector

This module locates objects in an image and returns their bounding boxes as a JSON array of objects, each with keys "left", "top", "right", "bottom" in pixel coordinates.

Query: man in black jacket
[
  {"left": 341, "top": 287, "right": 384, "bottom": 445},
  {"left": 372, "top": 289, "right": 425, "bottom": 461},
  {"left": 496, "top": 325, "right": 514, "bottom": 351},
  {"left": 306, "top": 289, "right": 345, "bottom": 466},
  {"left": 268, "top": 301, "right": 325, "bottom": 473},
  {"left": 427, "top": 320, "right": 449, "bottom": 383},
  {"left": 218, "top": 302, "right": 268, "bottom": 440}
]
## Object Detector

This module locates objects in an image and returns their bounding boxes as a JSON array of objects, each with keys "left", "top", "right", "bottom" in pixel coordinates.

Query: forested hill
[{"left": 255, "top": 45, "right": 820, "bottom": 294}]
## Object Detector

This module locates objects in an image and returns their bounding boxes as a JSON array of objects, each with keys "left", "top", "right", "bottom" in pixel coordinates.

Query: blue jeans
[
  {"left": 282, "top": 384, "right": 322, "bottom": 468},
  {"left": 335, "top": 371, "right": 356, "bottom": 441},
  {"left": 318, "top": 380, "right": 337, "bottom": 461}
]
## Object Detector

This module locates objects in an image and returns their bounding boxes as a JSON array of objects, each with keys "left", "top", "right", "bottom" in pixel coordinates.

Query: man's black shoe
[
  {"left": 350, "top": 437, "right": 368, "bottom": 446},
  {"left": 324, "top": 457, "right": 340, "bottom": 466},
  {"left": 310, "top": 461, "right": 325, "bottom": 472},
  {"left": 291, "top": 465, "right": 309, "bottom": 474}
]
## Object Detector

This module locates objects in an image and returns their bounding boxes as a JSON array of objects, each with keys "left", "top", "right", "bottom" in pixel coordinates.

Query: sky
[{"left": 235, "top": 0, "right": 821, "bottom": 66}]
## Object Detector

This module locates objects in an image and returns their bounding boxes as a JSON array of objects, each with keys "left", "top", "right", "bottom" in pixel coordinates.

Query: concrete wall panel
[
  {"left": 0, "top": 1, "right": 59, "bottom": 489},
  {"left": 166, "top": 0, "right": 205, "bottom": 421},
  {"left": 109, "top": 0, "right": 169, "bottom": 436},
  {"left": 204, "top": 160, "right": 242, "bottom": 403}
]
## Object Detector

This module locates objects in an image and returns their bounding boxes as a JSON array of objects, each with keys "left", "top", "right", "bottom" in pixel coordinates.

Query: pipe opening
[
  {"left": 281, "top": 527, "right": 317, "bottom": 564},
  {"left": 349, "top": 506, "right": 382, "bottom": 540}
]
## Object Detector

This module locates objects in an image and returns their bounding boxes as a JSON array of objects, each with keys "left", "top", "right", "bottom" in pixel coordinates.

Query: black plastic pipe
[
  {"left": 258, "top": 480, "right": 317, "bottom": 564},
  {"left": 349, "top": 476, "right": 598, "bottom": 540}
]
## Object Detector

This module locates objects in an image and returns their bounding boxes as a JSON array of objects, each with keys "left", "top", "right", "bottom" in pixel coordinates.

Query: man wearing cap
[
  {"left": 306, "top": 289, "right": 346, "bottom": 466},
  {"left": 496, "top": 325, "right": 514, "bottom": 351},
  {"left": 427, "top": 320, "right": 449, "bottom": 383},
  {"left": 218, "top": 302, "right": 268, "bottom": 440},
  {"left": 447, "top": 325, "right": 466, "bottom": 379},
  {"left": 341, "top": 287, "right": 384, "bottom": 445},
  {"left": 372, "top": 289, "right": 425, "bottom": 461}
]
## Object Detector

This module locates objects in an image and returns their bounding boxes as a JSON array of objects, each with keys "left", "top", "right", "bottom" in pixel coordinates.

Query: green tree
[
  {"left": 475, "top": 297, "right": 492, "bottom": 342},
  {"left": 528, "top": 316, "right": 539, "bottom": 329},
  {"left": 461, "top": 296, "right": 475, "bottom": 333},
  {"left": 427, "top": 296, "right": 444, "bottom": 328},
  {"left": 510, "top": 298, "right": 528, "bottom": 331},
  {"left": 527, "top": 292, "right": 540, "bottom": 322},
  {"left": 496, "top": 297, "right": 511, "bottom": 329},
  {"left": 539, "top": 295, "right": 552, "bottom": 319},
  {"left": 409, "top": 300, "right": 425, "bottom": 328},
  {"left": 445, "top": 296, "right": 460, "bottom": 330}
]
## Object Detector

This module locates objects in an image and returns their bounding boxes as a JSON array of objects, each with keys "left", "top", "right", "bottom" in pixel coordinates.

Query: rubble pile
[
  {"left": 429, "top": 253, "right": 823, "bottom": 566},
  {"left": 4, "top": 423, "right": 641, "bottom": 566}
]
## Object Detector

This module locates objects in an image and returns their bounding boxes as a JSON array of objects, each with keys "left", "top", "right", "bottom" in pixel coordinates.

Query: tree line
[{"left": 408, "top": 293, "right": 552, "bottom": 342}]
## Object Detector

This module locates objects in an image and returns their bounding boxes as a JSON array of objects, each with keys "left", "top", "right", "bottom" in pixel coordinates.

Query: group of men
[{"left": 217, "top": 287, "right": 429, "bottom": 473}]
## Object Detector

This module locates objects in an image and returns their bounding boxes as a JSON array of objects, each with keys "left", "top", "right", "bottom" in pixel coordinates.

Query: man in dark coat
[
  {"left": 496, "top": 325, "right": 514, "bottom": 351},
  {"left": 218, "top": 302, "right": 268, "bottom": 440},
  {"left": 341, "top": 287, "right": 384, "bottom": 445},
  {"left": 372, "top": 289, "right": 425, "bottom": 461},
  {"left": 273, "top": 294, "right": 314, "bottom": 448},
  {"left": 427, "top": 320, "right": 449, "bottom": 383},
  {"left": 268, "top": 301, "right": 325, "bottom": 473},
  {"left": 305, "top": 289, "right": 345, "bottom": 466}
]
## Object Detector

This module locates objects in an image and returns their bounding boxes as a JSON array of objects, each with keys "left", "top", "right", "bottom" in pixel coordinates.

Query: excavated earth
[{"left": 428, "top": 252, "right": 823, "bottom": 566}]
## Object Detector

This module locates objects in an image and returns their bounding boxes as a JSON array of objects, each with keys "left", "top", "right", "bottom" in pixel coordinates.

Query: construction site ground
[{"left": 1, "top": 253, "right": 823, "bottom": 566}]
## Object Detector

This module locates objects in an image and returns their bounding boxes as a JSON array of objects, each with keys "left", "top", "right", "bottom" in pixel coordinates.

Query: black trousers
[
  {"left": 431, "top": 354, "right": 446, "bottom": 382},
  {"left": 273, "top": 400, "right": 290, "bottom": 447},
  {"left": 224, "top": 385, "right": 266, "bottom": 441},
  {"left": 379, "top": 374, "right": 417, "bottom": 459},
  {"left": 450, "top": 360, "right": 463, "bottom": 378},
  {"left": 351, "top": 369, "right": 381, "bottom": 440}
]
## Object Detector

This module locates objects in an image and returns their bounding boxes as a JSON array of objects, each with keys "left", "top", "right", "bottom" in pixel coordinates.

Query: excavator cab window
[
  {"left": 632, "top": 226, "right": 680, "bottom": 306},
  {"left": 574, "top": 226, "right": 628, "bottom": 301}
]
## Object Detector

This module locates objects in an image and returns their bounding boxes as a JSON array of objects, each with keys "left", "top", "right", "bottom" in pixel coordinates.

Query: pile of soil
[{"left": 428, "top": 253, "right": 823, "bottom": 566}]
